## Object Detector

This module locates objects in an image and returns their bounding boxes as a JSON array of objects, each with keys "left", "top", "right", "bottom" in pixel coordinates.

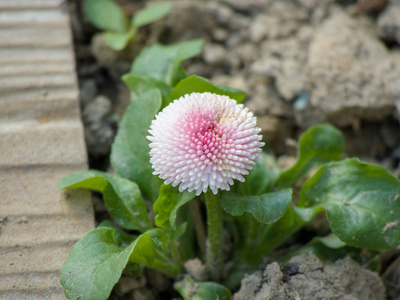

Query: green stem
[
  {"left": 170, "top": 235, "right": 182, "bottom": 266},
  {"left": 188, "top": 197, "right": 207, "bottom": 260},
  {"left": 204, "top": 190, "right": 223, "bottom": 281},
  {"left": 240, "top": 216, "right": 263, "bottom": 266}
]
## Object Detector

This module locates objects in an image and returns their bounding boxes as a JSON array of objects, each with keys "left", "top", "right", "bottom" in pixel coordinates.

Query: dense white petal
[{"left": 147, "top": 92, "right": 264, "bottom": 195}]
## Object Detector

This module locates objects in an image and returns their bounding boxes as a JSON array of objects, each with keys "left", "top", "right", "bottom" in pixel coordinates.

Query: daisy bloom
[{"left": 147, "top": 92, "right": 264, "bottom": 196}]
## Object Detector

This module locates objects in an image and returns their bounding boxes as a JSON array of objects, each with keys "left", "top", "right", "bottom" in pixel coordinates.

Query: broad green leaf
[
  {"left": 220, "top": 186, "right": 292, "bottom": 224},
  {"left": 174, "top": 276, "right": 231, "bottom": 300},
  {"left": 169, "top": 75, "right": 246, "bottom": 103},
  {"left": 130, "top": 39, "right": 204, "bottom": 87},
  {"left": 110, "top": 89, "right": 162, "bottom": 201},
  {"left": 98, "top": 220, "right": 137, "bottom": 249},
  {"left": 242, "top": 152, "right": 280, "bottom": 196},
  {"left": 61, "top": 228, "right": 154, "bottom": 300},
  {"left": 277, "top": 124, "right": 345, "bottom": 187},
  {"left": 58, "top": 170, "right": 151, "bottom": 231},
  {"left": 295, "top": 158, "right": 400, "bottom": 249},
  {"left": 122, "top": 74, "right": 172, "bottom": 107},
  {"left": 104, "top": 29, "right": 135, "bottom": 51},
  {"left": 129, "top": 234, "right": 156, "bottom": 266},
  {"left": 153, "top": 184, "right": 196, "bottom": 230},
  {"left": 83, "top": 0, "right": 127, "bottom": 32},
  {"left": 132, "top": 3, "right": 172, "bottom": 28}
]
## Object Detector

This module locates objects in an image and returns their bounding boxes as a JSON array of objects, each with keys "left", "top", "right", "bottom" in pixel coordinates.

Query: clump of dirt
[{"left": 233, "top": 252, "right": 386, "bottom": 300}]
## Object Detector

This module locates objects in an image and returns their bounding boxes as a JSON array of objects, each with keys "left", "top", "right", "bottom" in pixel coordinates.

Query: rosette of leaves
[
  {"left": 58, "top": 39, "right": 236, "bottom": 300},
  {"left": 58, "top": 38, "right": 400, "bottom": 299},
  {"left": 83, "top": 0, "right": 171, "bottom": 51}
]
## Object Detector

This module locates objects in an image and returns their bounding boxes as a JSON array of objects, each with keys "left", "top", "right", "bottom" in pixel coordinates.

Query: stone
[{"left": 82, "top": 95, "right": 115, "bottom": 157}]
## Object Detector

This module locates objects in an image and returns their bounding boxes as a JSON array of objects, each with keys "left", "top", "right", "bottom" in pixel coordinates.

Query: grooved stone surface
[{"left": 0, "top": 1, "right": 94, "bottom": 299}]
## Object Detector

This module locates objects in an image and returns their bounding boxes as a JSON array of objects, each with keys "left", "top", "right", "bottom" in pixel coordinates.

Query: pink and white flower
[{"left": 147, "top": 92, "right": 264, "bottom": 196}]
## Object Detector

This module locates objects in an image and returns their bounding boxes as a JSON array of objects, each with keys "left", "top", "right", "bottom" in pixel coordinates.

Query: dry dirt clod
[
  {"left": 233, "top": 252, "right": 385, "bottom": 300},
  {"left": 303, "top": 12, "right": 397, "bottom": 127},
  {"left": 184, "top": 258, "right": 207, "bottom": 282}
]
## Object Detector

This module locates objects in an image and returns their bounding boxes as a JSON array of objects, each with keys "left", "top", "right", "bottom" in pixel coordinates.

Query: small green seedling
[{"left": 83, "top": 0, "right": 171, "bottom": 51}]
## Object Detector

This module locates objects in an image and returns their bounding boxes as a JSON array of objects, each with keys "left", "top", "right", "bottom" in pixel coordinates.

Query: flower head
[{"left": 147, "top": 92, "right": 264, "bottom": 196}]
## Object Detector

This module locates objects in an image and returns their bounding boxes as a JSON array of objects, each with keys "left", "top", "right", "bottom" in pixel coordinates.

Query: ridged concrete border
[{"left": 0, "top": 0, "right": 95, "bottom": 298}]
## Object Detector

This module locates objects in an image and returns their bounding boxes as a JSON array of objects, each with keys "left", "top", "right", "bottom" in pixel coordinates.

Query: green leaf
[
  {"left": 61, "top": 228, "right": 155, "bottom": 300},
  {"left": 277, "top": 124, "right": 345, "bottom": 187},
  {"left": 104, "top": 29, "right": 135, "bottom": 51},
  {"left": 242, "top": 152, "right": 281, "bottom": 196},
  {"left": 169, "top": 75, "right": 246, "bottom": 103},
  {"left": 122, "top": 74, "right": 172, "bottom": 108},
  {"left": 153, "top": 184, "right": 196, "bottom": 230},
  {"left": 132, "top": 3, "right": 172, "bottom": 28},
  {"left": 58, "top": 170, "right": 151, "bottom": 231},
  {"left": 98, "top": 220, "right": 137, "bottom": 249},
  {"left": 220, "top": 186, "right": 292, "bottom": 224},
  {"left": 174, "top": 276, "right": 231, "bottom": 300},
  {"left": 130, "top": 39, "right": 204, "bottom": 87},
  {"left": 129, "top": 234, "right": 156, "bottom": 266},
  {"left": 295, "top": 158, "right": 400, "bottom": 249},
  {"left": 83, "top": 0, "right": 127, "bottom": 32},
  {"left": 110, "top": 89, "right": 162, "bottom": 201}
]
